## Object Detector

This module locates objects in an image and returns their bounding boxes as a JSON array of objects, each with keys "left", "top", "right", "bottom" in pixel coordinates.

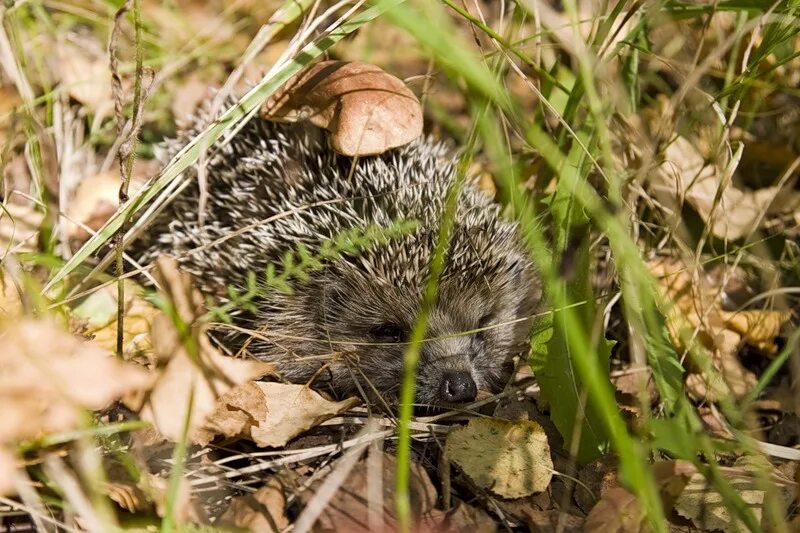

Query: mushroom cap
[{"left": 262, "top": 61, "right": 423, "bottom": 156}]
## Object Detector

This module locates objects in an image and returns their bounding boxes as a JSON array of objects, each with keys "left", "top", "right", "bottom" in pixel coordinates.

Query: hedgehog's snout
[
  {"left": 439, "top": 371, "right": 478, "bottom": 403},
  {"left": 419, "top": 333, "right": 483, "bottom": 404}
]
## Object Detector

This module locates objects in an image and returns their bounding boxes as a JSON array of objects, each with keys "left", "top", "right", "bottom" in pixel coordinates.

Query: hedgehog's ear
[
  {"left": 506, "top": 250, "right": 532, "bottom": 279},
  {"left": 313, "top": 277, "right": 350, "bottom": 328},
  {"left": 319, "top": 277, "right": 350, "bottom": 310},
  {"left": 317, "top": 272, "right": 370, "bottom": 311}
]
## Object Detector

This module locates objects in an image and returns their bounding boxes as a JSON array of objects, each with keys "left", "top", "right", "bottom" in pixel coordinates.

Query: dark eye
[{"left": 370, "top": 323, "right": 405, "bottom": 343}]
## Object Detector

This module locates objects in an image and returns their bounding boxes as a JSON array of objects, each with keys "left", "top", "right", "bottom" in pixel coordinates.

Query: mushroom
[{"left": 261, "top": 61, "right": 423, "bottom": 156}]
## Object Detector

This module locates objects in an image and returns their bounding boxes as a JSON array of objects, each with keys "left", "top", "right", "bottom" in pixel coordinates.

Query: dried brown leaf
[
  {"left": 0, "top": 85, "right": 20, "bottom": 112},
  {"left": 525, "top": 509, "right": 584, "bottom": 532},
  {"left": 199, "top": 382, "right": 359, "bottom": 447},
  {"left": 445, "top": 418, "right": 553, "bottom": 499},
  {"left": 143, "top": 0, "right": 241, "bottom": 51},
  {"left": 248, "top": 383, "right": 358, "bottom": 447},
  {"left": 0, "top": 85, "right": 21, "bottom": 148},
  {"left": 263, "top": 60, "right": 423, "bottom": 156},
  {"left": 648, "top": 257, "right": 789, "bottom": 401},
  {"left": 219, "top": 477, "right": 288, "bottom": 532},
  {"left": 652, "top": 460, "right": 697, "bottom": 506},
  {"left": 696, "top": 405, "right": 734, "bottom": 439},
  {"left": 64, "top": 170, "right": 146, "bottom": 244},
  {"left": 193, "top": 381, "right": 266, "bottom": 445},
  {"left": 55, "top": 38, "right": 113, "bottom": 115},
  {"left": 655, "top": 136, "right": 800, "bottom": 240},
  {"left": 583, "top": 460, "right": 696, "bottom": 532},
  {"left": 1, "top": 157, "right": 32, "bottom": 211},
  {"left": 135, "top": 318, "right": 274, "bottom": 442},
  {"left": 584, "top": 487, "right": 645, "bottom": 533},
  {"left": 128, "top": 257, "right": 274, "bottom": 442},
  {"left": 0, "top": 319, "right": 152, "bottom": 444}
]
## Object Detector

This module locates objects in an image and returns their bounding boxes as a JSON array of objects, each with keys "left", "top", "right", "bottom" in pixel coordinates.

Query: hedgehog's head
[{"left": 303, "top": 222, "right": 540, "bottom": 407}]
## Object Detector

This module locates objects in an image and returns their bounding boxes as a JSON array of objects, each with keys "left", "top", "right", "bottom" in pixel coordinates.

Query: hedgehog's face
[{"left": 314, "top": 245, "right": 538, "bottom": 407}]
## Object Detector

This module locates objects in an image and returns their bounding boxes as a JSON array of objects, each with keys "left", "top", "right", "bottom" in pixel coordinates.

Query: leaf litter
[
  {"left": 1, "top": 0, "right": 800, "bottom": 531},
  {"left": 649, "top": 256, "right": 791, "bottom": 401}
]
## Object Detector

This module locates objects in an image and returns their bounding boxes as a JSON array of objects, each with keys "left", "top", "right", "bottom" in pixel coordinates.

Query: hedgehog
[{"left": 135, "top": 110, "right": 541, "bottom": 407}]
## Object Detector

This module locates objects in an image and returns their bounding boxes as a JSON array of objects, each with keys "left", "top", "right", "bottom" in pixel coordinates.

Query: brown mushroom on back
[{"left": 261, "top": 61, "right": 423, "bottom": 156}]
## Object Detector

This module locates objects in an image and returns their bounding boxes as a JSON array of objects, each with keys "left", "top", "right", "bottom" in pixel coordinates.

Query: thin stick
[{"left": 109, "top": 0, "right": 145, "bottom": 357}]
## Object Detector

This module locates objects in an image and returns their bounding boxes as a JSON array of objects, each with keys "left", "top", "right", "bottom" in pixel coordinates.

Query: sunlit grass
[{"left": 1, "top": 0, "right": 799, "bottom": 530}]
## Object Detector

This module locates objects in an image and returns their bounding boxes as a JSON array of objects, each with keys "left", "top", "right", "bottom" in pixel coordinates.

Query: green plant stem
[
  {"left": 745, "top": 325, "right": 800, "bottom": 405},
  {"left": 112, "top": 0, "right": 144, "bottom": 358},
  {"left": 440, "top": 0, "right": 569, "bottom": 94},
  {"left": 161, "top": 382, "right": 194, "bottom": 533},
  {"left": 17, "top": 421, "right": 149, "bottom": 454},
  {"left": 395, "top": 104, "right": 484, "bottom": 532}
]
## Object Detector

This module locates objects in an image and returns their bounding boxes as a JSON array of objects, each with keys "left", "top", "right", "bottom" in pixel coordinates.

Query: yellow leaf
[
  {"left": 719, "top": 309, "right": 791, "bottom": 354},
  {"left": 445, "top": 418, "right": 553, "bottom": 498}
]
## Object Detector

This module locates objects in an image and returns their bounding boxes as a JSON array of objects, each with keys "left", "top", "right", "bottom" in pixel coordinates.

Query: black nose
[{"left": 439, "top": 371, "right": 478, "bottom": 403}]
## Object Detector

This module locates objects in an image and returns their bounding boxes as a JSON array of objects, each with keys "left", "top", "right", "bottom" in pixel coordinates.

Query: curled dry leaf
[
  {"left": 445, "top": 418, "right": 553, "bottom": 499},
  {"left": 127, "top": 257, "right": 274, "bottom": 442},
  {"left": 653, "top": 135, "right": 800, "bottom": 240},
  {"left": 106, "top": 480, "right": 150, "bottom": 513},
  {"left": 719, "top": 309, "right": 792, "bottom": 354},
  {"left": 262, "top": 60, "right": 423, "bottom": 156},
  {"left": 137, "top": 321, "right": 275, "bottom": 443},
  {"left": 649, "top": 257, "right": 791, "bottom": 401},
  {"left": 103, "top": 460, "right": 196, "bottom": 516},
  {"left": 0, "top": 318, "right": 152, "bottom": 444},
  {"left": 526, "top": 510, "right": 584, "bottom": 532},
  {"left": 219, "top": 477, "right": 289, "bottom": 532},
  {"left": 611, "top": 369, "right": 658, "bottom": 417},
  {"left": 198, "top": 381, "right": 359, "bottom": 447}
]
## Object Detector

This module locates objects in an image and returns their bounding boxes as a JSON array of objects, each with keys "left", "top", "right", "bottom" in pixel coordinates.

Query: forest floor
[{"left": 1, "top": 0, "right": 800, "bottom": 531}]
